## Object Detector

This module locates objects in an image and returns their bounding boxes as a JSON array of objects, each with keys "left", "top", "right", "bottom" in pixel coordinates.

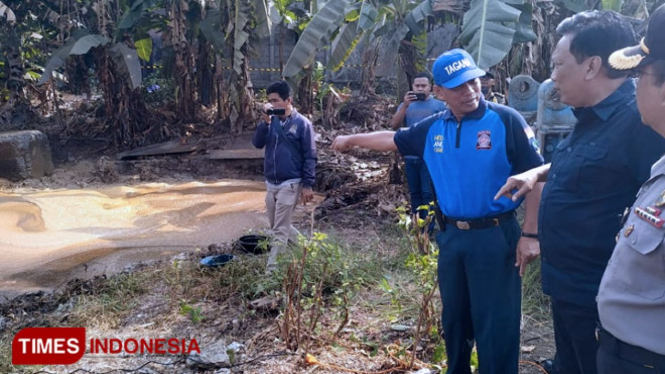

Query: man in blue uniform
[
  {"left": 495, "top": 11, "right": 665, "bottom": 374},
  {"left": 333, "top": 49, "right": 543, "bottom": 374},
  {"left": 390, "top": 72, "right": 447, "bottom": 224},
  {"left": 596, "top": 5, "right": 665, "bottom": 373}
]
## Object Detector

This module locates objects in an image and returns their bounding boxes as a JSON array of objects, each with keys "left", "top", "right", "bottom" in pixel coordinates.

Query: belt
[
  {"left": 597, "top": 327, "right": 665, "bottom": 368},
  {"left": 444, "top": 211, "right": 515, "bottom": 230}
]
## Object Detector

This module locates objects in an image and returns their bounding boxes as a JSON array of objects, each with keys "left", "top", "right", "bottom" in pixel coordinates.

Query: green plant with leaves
[
  {"left": 179, "top": 301, "right": 204, "bottom": 324},
  {"left": 275, "top": 231, "right": 379, "bottom": 359},
  {"left": 395, "top": 204, "right": 441, "bottom": 369}
]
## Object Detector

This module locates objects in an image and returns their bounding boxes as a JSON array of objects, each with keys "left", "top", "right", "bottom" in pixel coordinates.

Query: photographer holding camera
[
  {"left": 252, "top": 81, "right": 317, "bottom": 271},
  {"left": 390, "top": 72, "right": 447, "bottom": 225}
]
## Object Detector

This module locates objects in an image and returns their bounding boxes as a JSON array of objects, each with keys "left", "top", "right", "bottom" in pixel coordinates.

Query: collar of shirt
[
  {"left": 572, "top": 79, "right": 636, "bottom": 123},
  {"left": 442, "top": 96, "right": 488, "bottom": 121}
]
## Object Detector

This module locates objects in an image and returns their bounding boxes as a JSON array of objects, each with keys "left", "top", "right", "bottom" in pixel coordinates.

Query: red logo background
[{"left": 12, "top": 327, "right": 86, "bottom": 365}]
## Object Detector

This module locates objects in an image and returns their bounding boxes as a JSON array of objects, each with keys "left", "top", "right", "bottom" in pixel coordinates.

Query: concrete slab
[{"left": 0, "top": 130, "right": 54, "bottom": 181}]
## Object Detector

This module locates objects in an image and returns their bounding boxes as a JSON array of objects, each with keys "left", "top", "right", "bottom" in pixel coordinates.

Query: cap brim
[
  {"left": 442, "top": 68, "right": 486, "bottom": 89},
  {"left": 609, "top": 44, "right": 649, "bottom": 70}
]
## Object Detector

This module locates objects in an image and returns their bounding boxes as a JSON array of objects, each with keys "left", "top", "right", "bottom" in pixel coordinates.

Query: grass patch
[
  {"left": 522, "top": 259, "right": 551, "bottom": 320},
  {"left": 68, "top": 270, "right": 152, "bottom": 328}
]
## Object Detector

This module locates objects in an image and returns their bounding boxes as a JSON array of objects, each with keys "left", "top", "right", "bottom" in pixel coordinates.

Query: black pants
[
  {"left": 597, "top": 327, "right": 665, "bottom": 374},
  {"left": 551, "top": 298, "right": 599, "bottom": 374}
]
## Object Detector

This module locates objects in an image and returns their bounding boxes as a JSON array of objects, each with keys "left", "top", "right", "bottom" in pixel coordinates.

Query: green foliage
[
  {"left": 379, "top": 277, "right": 403, "bottom": 321},
  {"left": 521, "top": 257, "right": 551, "bottom": 320},
  {"left": 110, "top": 42, "right": 143, "bottom": 89},
  {"left": 143, "top": 76, "right": 176, "bottom": 105},
  {"left": 288, "top": 232, "right": 378, "bottom": 298},
  {"left": 282, "top": 0, "right": 348, "bottom": 79},
  {"left": 432, "top": 342, "right": 446, "bottom": 364},
  {"left": 135, "top": 38, "right": 153, "bottom": 62},
  {"left": 179, "top": 301, "right": 204, "bottom": 324},
  {"left": 39, "top": 32, "right": 110, "bottom": 84},
  {"left": 459, "top": 0, "right": 522, "bottom": 70}
]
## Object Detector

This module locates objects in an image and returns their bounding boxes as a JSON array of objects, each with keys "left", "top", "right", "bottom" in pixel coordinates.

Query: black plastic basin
[{"left": 238, "top": 235, "right": 271, "bottom": 254}]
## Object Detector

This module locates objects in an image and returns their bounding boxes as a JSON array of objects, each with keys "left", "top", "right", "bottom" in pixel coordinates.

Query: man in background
[{"left": 390, "top": 72, "right": 446, "bottom": 223}]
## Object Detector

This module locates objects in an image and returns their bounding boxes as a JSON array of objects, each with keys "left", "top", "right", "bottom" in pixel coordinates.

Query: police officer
[
  {"left": 495, "top": 11, "right": 665, "bottom": 374},
  {"left": 480, "top": 71, "right": 506, "bottom": 105},
  {"left": 333, "top": 49, "right": 544, "bottom": 374},
  {"left": 596, "top": 5, "right": 665, "bottom": 373}
]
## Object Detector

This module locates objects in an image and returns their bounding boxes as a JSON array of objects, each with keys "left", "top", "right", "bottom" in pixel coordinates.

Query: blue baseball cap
[{"left": 433, "top": 49, "right": 486, "bottom": 89}]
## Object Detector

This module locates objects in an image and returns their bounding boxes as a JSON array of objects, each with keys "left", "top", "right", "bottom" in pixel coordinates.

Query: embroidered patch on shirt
[
  {"left": 476, "top": 130, "right": 491, "bottom": 150},
  {"left": 433, "top": 134, "right": 443, "bottom": 153}
]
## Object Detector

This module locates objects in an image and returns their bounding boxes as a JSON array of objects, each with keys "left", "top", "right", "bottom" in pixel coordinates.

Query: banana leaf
[
  {"left": 459, "top": 0, "right": 521, "bottom": 69},
  {"left": 135, "top": 38, "right": 153, "bottom": 62},
  {"left": 200, "top": 9, "right": 226, "bottom": 54},
  {"left": 328, "top": 19, "right": 361, "bottom": 71},
  {"left": 109, "top": 43, "right": 143, "bottom": 90},
  {"left": 404, "top": 0, "right": 434, "bottom": 36},
  {"left": 358, "top": 1, "right": 380, "bottom": 32},
  {"left": 253, "top": 0, "right": 272, "bottom": 38},
  {"left": 233, "top": 0, "right": 251, "bottom": 74},
  {"left": 38, "top": 33, "right": 110, "bottom": 84},
  {"left": 282, "top": 0, "right": 348, "bottom": 78},
  {"left": 0, "top": 1, "right": 15, "bottom": 23},
  {"left": 118, "top": 0, "right": 160, "bottom": 29},
  {"left": 512, "top": 3, "right": 537, "bottom": 43}
]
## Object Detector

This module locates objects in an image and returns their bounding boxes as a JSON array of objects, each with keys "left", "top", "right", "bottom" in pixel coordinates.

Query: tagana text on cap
[
  {"left": 609, "top": 3, "right": 665, "bottom": 70},
  {"left": 433, "top": 49, "right": 486, "bottom": 89}
]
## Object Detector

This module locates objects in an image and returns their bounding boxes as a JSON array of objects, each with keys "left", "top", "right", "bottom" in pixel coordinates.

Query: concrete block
[{"left": 0, "top": 130, "right": 54, "bottom": 181}]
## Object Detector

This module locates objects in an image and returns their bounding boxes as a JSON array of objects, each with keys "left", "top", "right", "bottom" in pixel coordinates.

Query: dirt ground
[{"left": 0, "top": 97, "right": 555, "bottom": 374}]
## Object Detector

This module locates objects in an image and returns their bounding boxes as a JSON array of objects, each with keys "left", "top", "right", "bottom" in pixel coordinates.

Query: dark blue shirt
[
  {"left": 539, "top": 79, "right": 665, "bottom": 307},
  {"left": 394, "top": 98, "right": 543, "bottom": 219}
]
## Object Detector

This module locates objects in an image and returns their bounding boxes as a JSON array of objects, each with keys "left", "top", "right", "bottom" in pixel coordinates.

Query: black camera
[
  {"left": 413, "top": 92, "right": 427, "bottom": 101},
  {"left": 266, "top": 108, "right": 286, "bottom": 116}
]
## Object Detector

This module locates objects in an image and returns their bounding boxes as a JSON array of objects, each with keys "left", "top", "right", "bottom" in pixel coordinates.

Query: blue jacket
[{"left": 252, "top": 109, "right": 317, "bottom": 188}]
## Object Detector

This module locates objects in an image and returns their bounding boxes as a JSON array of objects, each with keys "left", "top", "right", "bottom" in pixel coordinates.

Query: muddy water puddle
[{"left": 0, "top": 180, "right": 268, "bottom": 300}]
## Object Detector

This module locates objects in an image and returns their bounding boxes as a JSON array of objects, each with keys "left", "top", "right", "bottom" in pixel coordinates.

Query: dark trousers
[
  {"left": 551, "top": 298, "right": 599, "bottom": 374},
  {"left": 597, "top": 326, "right": 665, "bottom": 374},
  {"left": 435, "top": 217, "right": 521, "bottom": 374},
  {"left": 404, "top": 158, "right": 433, "bottom": 218}
]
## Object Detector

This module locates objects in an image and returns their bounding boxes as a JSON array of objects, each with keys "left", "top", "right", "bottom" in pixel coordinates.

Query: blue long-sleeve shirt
[{"left": 252, "top": 108, "right": 317, "bottom": 188}]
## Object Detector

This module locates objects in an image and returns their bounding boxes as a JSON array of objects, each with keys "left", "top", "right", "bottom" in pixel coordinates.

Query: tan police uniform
[{"left": 597, "top": 155, "right": 665, "bottom": 360}]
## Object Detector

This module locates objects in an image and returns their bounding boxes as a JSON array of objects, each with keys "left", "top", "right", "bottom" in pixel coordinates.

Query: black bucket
[{"left": 238, "top": 235, "right": 271, "bottom": 254}]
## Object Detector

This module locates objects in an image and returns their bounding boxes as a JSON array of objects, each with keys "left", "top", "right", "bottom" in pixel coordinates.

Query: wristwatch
[{"left": 521, "top": 232, "right": 538, "bottom": 239}]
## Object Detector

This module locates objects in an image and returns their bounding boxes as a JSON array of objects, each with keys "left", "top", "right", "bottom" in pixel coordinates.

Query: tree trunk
[
  {"left": 97, "top": 47, "right": 150, "bottom": 148},
  {"left": 198, "top": 38, "right": 213, "bottom": 107},
  {"left": 360, "top": 35, "right": 380, "bottom": 96},
  {"left": 170, "top": 0, "right": 195, "bottom": 120},
  {"left": 297, "top": 66, "right": 313, "bottom": 115}
]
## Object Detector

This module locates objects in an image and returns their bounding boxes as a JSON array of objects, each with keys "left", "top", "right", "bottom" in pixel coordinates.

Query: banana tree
[
  {"left": 199, "top": 0, "right": 271, "bottom": 132},
  {"left": 281, "top": 0, "right": 439, "bottom": 98},
  {"left": 270, "top": 0, "right": 302, "bottom": 73},
  {"left": 37, "top": 0, "right": 148, "bottom": 148}
]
